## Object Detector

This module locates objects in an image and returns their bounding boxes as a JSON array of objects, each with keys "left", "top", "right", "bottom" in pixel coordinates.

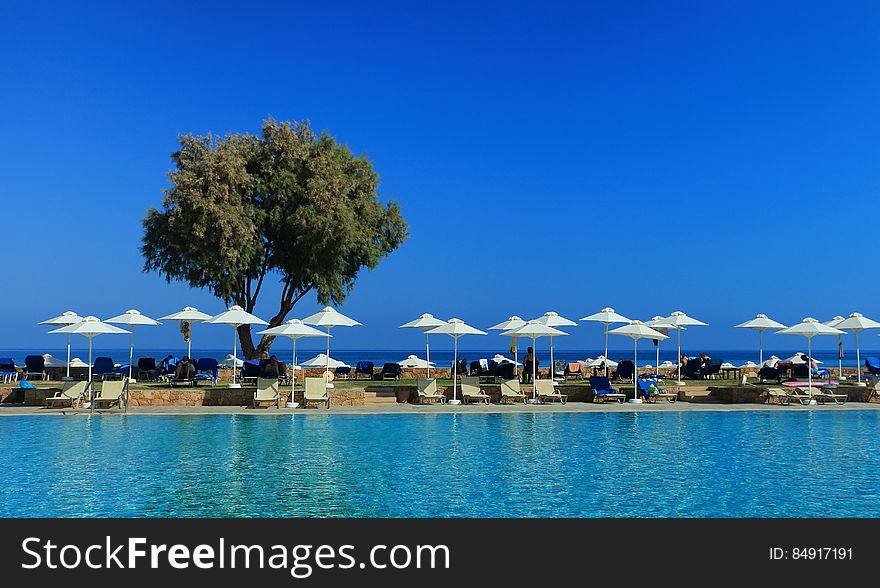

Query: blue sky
[{"left": 1, "top": 1, "right": 879, "bottom": 353}]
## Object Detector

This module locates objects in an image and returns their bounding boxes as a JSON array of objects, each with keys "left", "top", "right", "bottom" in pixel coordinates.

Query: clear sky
[{"left": 1, "top": 1, "right": 879, "bottom": 353}]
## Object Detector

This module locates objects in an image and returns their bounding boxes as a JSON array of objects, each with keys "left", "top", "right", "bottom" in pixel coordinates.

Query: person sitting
[
  {"left": 175, "top": 356, "right": 195, "bottom": 380},
  {"left": 260, "top": 355, "right": 287, "bottom": 379},
  {"left": 699, "top": 352, "right": 712, "bottom": 368},
  {"left": 522, "top": 347, "right": 539, "bottom": 383}
]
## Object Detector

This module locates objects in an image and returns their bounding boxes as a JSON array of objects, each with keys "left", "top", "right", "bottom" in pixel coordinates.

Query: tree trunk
[{"left": 237, "top": 300, "right": 297, "bottom": 359}]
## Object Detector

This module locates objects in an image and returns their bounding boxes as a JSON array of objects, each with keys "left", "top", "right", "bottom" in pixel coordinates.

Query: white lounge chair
[
  {"left": 535, "top": 379, "right": 567, "bottom": 404},
  {"left": 813, "top": 385, "right": 847, "bottom": 405},
  {"left": 500, "top": 379, "right": 527, "bottom": 404},
  {"left": 417, "top": 378, "right": 445, "bottom": 404},
  {"left": 93, "top": 379, "right": 127, "bottom": 409},
  {"left": 460, "top": 377, "right": 490, "bottom": 405},
  {"left": 303, "top": 377, "right": 330, "bottom": 409},
  {"left": 765, "top": 387, "right": 792, "bottom": 405},
  {"left": 44, "top": 381, "right": 88, "bottom": 408},
  {"left": 253, "top": 378, "right": 280, "bottom": 408}
]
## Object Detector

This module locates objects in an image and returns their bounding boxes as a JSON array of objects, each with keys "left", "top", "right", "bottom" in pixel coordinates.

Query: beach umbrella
[
  {"left": 49, "top": 317, "right": 130, "bottom": 409},
  {"left": 303, "top": 307, "right": 361, "bottom": 388},
  {"left": 586, "top": 356, "right": 618, "bottom": 369},
  {"left": 398, "top": 355, "right": 434, "bottom": 369},
  {"left": 580, "top": 307, "right": 631, "bottom": 376},
  {"left": 257, "top": 319, "right": 330, "bottom": 407},
  {"left": 738, "top": 361, "right": 759, "bottom": 370},
  {"left": 734, "top": 314, "right": 787, "bottom": 367},
  {"left": 776, "top": 318, "right": 844, "bottom": 399},
  {"left": 781, "top": 353, "right": 822, "bottom": 365},
  {"left": 426, "top": 318, "right": 487, "bottom": 404},
  {"left": 39, "top": 311, "right": 83, "bottom": 380},
  {"left": 399, "top": 313, "right": 446, "bottom": 378},
  {"left": 204, "top": 305, "right": 268, "bottom": 388},
  {"left": 221, "top": 354, "right": 244, "bottom": 368},
  {"left": 834, "top": 312, "right": 880, "bottom": 386},
  {"left": 300, "top": 354, "right": 350, "bottom": 369},
  {"left": 501, "top": 320, "right": 567, "bottom": 402},
  {"left": 105, "top": 309, "right": 161, "bottom": 383},
  {"left": 824, "top": 316, "right": 846, "bottom": 380},
  {"left": 158, "top": 307, "right": 213, "bottom": 358},
  {"left": 534, "top": 312, "right": 577, "bottom": 381},
  {"left": 645, "top": 316, "right": 675, "bottom": 379},
  {"left": 491, "top": 353, "right": 520, "bottom": 366},
  {"left": 609, "top": 321, "right": 668, "bottom": 403},
  {"left": 663, "top": 311, "right": 708, "bottom": 385},
  {"left": 41, "top": 354, "right": 67, "bottom": 368},
  {"left": 489, "top": 316, "right": 526, "bottom": 374},
  {"left": 764, "top": 355, "right": 780, "bottom": 367}
]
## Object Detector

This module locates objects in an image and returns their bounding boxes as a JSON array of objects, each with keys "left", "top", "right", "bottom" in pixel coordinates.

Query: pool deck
[{"left": 3, "top": 401, "right": 880, "bottom": 416}]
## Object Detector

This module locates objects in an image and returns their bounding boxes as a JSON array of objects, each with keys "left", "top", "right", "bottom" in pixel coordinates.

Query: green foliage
[{"left": 142, "top": 119, "right": 408, "bottom": 356}]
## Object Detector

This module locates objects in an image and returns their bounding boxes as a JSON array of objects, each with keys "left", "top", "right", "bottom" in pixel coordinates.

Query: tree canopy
[{"left": 141, "top": 119, "right": 408, "bottom": 357}]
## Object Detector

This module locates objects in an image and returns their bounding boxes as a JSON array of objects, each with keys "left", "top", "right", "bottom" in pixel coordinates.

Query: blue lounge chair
[
  {"left": 195, "top": 358, "right": 219, "bottom": 384},
  {"left": 611, "top": 360, "right": 635, "bottom": 383},
  {"left": 381, "top": 362, "right": 402, "bottom": 380},
  {"left": 23, "top": 355, "right": 47, "bottom": 381},
  {"left": 865, "top": 357, "right": 880, "bottom": 378},
  {"left": 589, "top": 376, "right": 625, "bottom": 403},
  {"left": 0, "top": 358, "right": 17, "bottom": 383},
  {"left": 637, "top": 377, "right": 677, "bottom": 403},
  {"left": 354, "top": 361, "right": 374, "bottom": 380},
  {"left": 137, "top": 357, "right": 158, "bottom": 380},
  {"left": 334, "top": 365, "right": 351, "bottom": 380},
  {"left": 92, "top": 357, "right": 120, "bottom": 381},
  {"left": 238, "top": 360, "right": 261, "bottom": 384}
]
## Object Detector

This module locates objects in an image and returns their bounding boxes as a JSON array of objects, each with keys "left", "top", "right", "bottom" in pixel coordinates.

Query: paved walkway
[{"left": 3, "top": 401, "right": 880, "bottom": 416}]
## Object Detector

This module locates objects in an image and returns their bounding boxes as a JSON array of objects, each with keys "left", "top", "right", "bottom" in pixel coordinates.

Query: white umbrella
[
  {"left": 42, "top": 354, "right": 67, "bottom": 368},
  {"left": 158, "top": 306, "right": 213, "bottom": 358},
  {"left": 49, "top": 317, "right": 130, "bottom": 409},
  {"left": 777, "top": 318, "right": 844, "bottom": 399},
  {"left": 609, "top": 321, "right": 668, "bottom": 403},
  {"left": 735, "top": 314, "right": 787, "bottom": 367},
  {"left": 105, "top": 309, "right": 161, "bottom": 383},
  {"left": 781, "top": 353, "right": 823, "bottom": 365},
  {"left": 663, "top": 311, "right": 708, "bottom": 385},
  {"left": 659, "top": 360, "right": 675, "bottom": 369},
  {"left": 300, "top": 354, "right": 350, "bottom": 369},
  {"left": 204, "top": 305, "right": 268, "bottom": 388},
  {"left": 69, "top": 357, "right": 90, "bottom": 369},
  {"left": 534, "top": 312, "right": 577, "bottom": 381},
  {"left": 257, "top": 319, "right": 331, "bottom": 407},
  {"left": 398, "top": 355, "right": 434, "bottom": 369},
  {"left": 399, "top": 313, "right": 446, "bottom": 378},
  {"left": 738, "top": 361, "right": 759, "bottom": 369},
  {"left": 426, "top": 318, "right": 487, "bottom": 404},
  {"left": 587, "top": 355, "right": 618, "bottom": 369},
  {"left": 39, "top": 311, "right": 83, "bottom": 380},
  {"left": 645, "top": 316, "right": 675, "bottom": 379},
  {"left": 580, "top": 307, "right": 631, "bottom": 376},
  {"left": 221, "top": 354, "right": 244, "bottom": 368},
  {"left": 489, "top": 316, "right": 526, "bottom": 374},
  {"left": 764, "top": 355, "right": 780, "bottom": 367},
  {"left": 501, "top": 320, "right": 567, "bottom": 402},
  {"left": 824, "top": 316, "right": 846, "bottom": 380},
  {"left": 834, "top": 312, "right": 880, "bottom": 386},
  {"left": 303, "top": 307, "right": 361, "bottom": 388}
]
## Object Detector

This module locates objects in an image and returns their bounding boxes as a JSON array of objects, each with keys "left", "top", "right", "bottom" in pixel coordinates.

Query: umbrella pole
[
  {"left": 759, "top": 330, "right": 763, "bottom": 367},
  {"left": 549, "top": 335, "right": 555, "bottom": 382},
  {"left": 604, "top": 324, "right": 609, "bottom": 377},
  {"left": 325, "top": 327, "right": 332, "bottom": 388},
  {"left": 66, "top": 334, "right": 71, "bottom": 380},
  {"left": 633, "top": 338, "right": 638, "bottom": 401},
  {"left": 292, "top": 337, "right": 297, "bottom": 405},
  {"left": 128, "top": 329, "right": 134, "bottom": 382},
  {"left": 232, "top": 326, "right": 238, "bottom": 387},
  {"left": 656, "top": 341, "right": 660, "bottom": 379},
  {"left": 532, "top": 336, "right": 537, "bottom": 401},
  {"left": 425, "top": 331, "right": 431, "bottom": 379},
  {"left": 808, "top": 336, "right": 813, "bottom": 398},
  {"left": 88, "top": 336, "right": 93, "bottom": 412},
  {"left": 856, "top": 331, "right": 862, "bottom": 385},
  {"left": 453, "top": 336, "right": 458, "bottom": 402},
  {"left": 676, "top": 328, "right": 683, "bottom": 384},
  {"left": 188, "top": 329, "right": 192, "bottom": 359},
  {"left": 838, "top": 335, "right": 843, "bottom": 380}
]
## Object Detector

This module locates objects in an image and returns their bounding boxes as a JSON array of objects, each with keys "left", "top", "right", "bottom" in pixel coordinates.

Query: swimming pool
[{"left": 2, "top": 411, "right": 878, "bottom": 517}]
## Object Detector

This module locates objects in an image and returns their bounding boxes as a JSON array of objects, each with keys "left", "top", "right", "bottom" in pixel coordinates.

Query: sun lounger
[
  {"left": 812, "top": 385, "right": 847, "bottom": 405},
  {"left": 417, "top": 378, "right": 445, "bottom": 404},
  {"left": 764, "top": 387, "right": 792, "bottom": 405},
  {"left": 355, "top": 361, "right": 374, "bottom": 380},
  {"left": 93, "top": 379, "right": 127, "bottom": 409},
  {"left": 564, "top": 362, "right": 583, "bottom": 380},
  {"left": 638, "top": 378, "right": 677, "bottom": 403},
  {"left": 194, "top": 358, "right": 219, "bottom": 384},
  {"left": 253, "top": 378, "right": 280, "bottom": 408},
  {"left": 500, "top": 379, "right": 527, "bottom": 404},
  {"left": 381, "top": 363, "right": 402, "bottom": 380},
  {"left": 303, "top": 377, "right": 330, "bottom": 408},
  {"left": 460, "top": 377, "right": 490, "bottom": 404},
  {"left": 867, "top": 379, "right": 880, "bottom": 402},
  {"left": 612, "top": 360, "right": 635, "bottom": 383},
  {"left": 535, "top": 379, "right": 567, "bottom": 404},
  {"left": 24, "top": 355, "right": 47, "bottom": 381},
  {"left": 588, "top": 376, "right": 625, "bottom": 403},
  {"left": 789, "top": 387, "right": 818, "bottom": 405},
  {"left": 44, "top": 381, "right": 88, "bottom": 408},
  {"left": 0, "top": 358, "right": 17, "bottom": 383}
]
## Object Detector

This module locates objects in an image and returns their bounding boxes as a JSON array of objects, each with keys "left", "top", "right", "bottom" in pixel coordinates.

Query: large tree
[{"left": 141, "top": 119, "right": 408, "bottom": 358}]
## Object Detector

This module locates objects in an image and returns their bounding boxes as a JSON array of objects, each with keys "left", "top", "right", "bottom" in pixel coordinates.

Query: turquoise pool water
[{"left": 2, "top": 411, "right": 878, "bottom": 517}]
